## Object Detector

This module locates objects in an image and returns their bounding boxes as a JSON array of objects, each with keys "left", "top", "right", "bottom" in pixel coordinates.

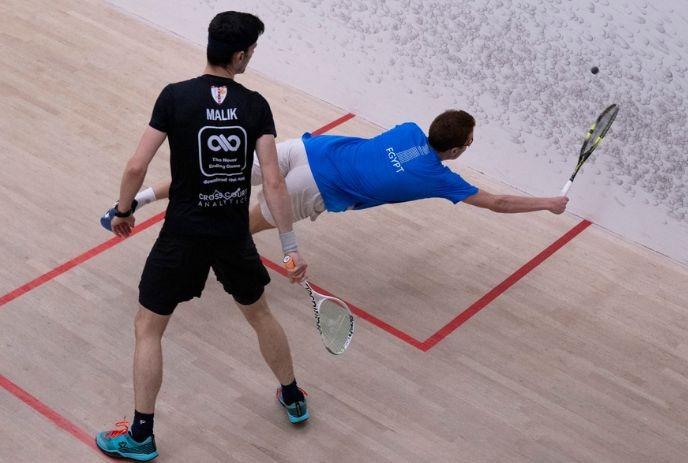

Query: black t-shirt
[{"left": 149, "top": 75, "right": 276, "bottom": 238}]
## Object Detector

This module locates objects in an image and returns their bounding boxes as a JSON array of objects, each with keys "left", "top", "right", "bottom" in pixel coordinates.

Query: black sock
[
  {"left": 281, "top": 379, "right": 304, "bottom": 405},
  {"left": 129, "top": 410, "right": 154, "bottom": 442}
]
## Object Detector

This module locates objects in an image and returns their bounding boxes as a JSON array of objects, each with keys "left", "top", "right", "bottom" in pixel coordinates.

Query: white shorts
[{"left": 253, "top": 138, "right": 326, "bottom": 226}]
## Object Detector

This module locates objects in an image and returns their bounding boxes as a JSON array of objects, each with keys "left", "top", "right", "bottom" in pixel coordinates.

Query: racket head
[
  {"left": 314, "top": 296, "right": 354, "bottom": 355},
  {"left": 579, "top": 104, "right": 619, "bottom": 157},
  {"left": 570, "top": 104, "right": 619, "bottom": 182}
]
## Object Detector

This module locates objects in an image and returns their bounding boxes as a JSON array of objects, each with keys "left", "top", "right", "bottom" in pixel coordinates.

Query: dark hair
[
  {"left": 428, "top": 110, "right": 476, "bottom": 152},
  {"left": 207, "top": 12, "right": 265, "bottom": 66}
]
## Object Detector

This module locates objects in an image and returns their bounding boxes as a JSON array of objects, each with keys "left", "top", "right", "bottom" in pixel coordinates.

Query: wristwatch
[
  {"left": 114, "top": 199, "right": 138, "bottom": 218},
  {"left": 114, "top": 205, "right": 133, "bottom": 218}
]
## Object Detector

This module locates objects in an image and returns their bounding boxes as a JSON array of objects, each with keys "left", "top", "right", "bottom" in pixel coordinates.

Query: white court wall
[{"left": 108, "top": 0, "right": 688, "bottom": 266}]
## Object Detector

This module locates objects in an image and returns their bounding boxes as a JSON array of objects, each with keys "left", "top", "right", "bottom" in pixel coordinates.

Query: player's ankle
[
  {"left": 280, "top": 379, "right": 304, "bottom": 405},
  {"left": 129, "top": 410, "right": 155, "bottom": 442}
]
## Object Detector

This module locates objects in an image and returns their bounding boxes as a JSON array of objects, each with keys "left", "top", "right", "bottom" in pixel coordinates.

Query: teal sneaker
[
  {"left": 276, "top": 388, "right": 310, "bottom": 424},
  {"left": 95, "top": 420, "right": 158, "bottom": 461}
]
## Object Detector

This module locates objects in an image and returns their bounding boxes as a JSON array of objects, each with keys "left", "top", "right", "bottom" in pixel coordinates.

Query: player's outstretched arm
[
  {"left": 256, "top": 134, "right": 308, "bottom": 283},
  {"left": 149, "top": 181, "right": 170, "bottom": 201},
  {"left": 101, "top": 178, "right": 170, "bottom": 235},
  {"left": 464, "top": 190, "right": 568, "bottom": 214},
  {"left": 111, "top": 127, "right": 167, "bottom": 237},
  {"left": 131, "top": 181, "right": 171, "bottom": 208}
]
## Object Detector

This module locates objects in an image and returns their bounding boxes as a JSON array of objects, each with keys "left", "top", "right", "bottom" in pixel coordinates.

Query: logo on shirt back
[
  {"left": 385, "top": 144, "right": 431, "bottom": 173},
  {"left": 198, "top": 126, "right": 247, "bottom": 178},
  {"left": 196, "top": 125, "right": 249, "bottom": 207},
  {"left": 386, "top": 147, "right": 404, "bottom": 173},
  {"left": 210, "top": 85, "right": 227, "bottom": 105}
]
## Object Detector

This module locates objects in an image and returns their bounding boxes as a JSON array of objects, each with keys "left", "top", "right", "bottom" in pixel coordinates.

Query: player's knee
[
  {"left": 134, "top": 307, "right": 167, "bottom": 339},
  {"left": 239, "top": 295, "right": 272, "bottom": 327},
  {"left": 244, "top": 309, "right": 269, "bottom": 329}
]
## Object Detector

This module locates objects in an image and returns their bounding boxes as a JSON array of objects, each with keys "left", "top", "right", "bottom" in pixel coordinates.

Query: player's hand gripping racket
[
  {"left": 283, "top": 256, "right": 354, "bottom": 355},
  {"left": 561, "top": 104, "right": 619, "bottom": 195}
]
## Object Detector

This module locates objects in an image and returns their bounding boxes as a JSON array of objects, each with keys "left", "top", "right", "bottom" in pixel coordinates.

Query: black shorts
[{"left": 138, "top": 231, "right": 271, "bottom": 315}]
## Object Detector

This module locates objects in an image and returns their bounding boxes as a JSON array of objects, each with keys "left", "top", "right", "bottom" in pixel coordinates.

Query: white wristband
[{"left": 279, "top": 231, "right": 298, "bottom": 254}]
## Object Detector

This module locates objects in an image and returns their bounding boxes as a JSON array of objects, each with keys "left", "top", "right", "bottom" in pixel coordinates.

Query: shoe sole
[{"left": 287, "top": 409, "right": 310, "bottom": 424}]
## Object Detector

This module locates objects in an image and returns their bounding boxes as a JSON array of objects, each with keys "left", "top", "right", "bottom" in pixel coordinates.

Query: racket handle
[
  {"left": 560, "top": 180, "right": 572, "bottom": 195},
  {"left": 284, "top": 255, "right": 309, "bottom": 288},
  {"left": 283, "top": 255, "right": 296, "bottom": 270}
]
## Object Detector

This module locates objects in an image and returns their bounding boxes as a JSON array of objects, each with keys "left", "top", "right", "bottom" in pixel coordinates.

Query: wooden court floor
[{"left": 2, "top": 0, "right": 688, "bottom": 461}]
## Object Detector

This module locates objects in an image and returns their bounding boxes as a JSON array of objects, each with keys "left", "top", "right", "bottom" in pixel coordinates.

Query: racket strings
[
  {"left": 591, "top": 106, "right": 619, "bottom": 141},
  {"left": 577, "top": 105, "right": 619, "bottom": 165},
  {"left": 319, "top": 299, "right": 354, "bottom": 353}
]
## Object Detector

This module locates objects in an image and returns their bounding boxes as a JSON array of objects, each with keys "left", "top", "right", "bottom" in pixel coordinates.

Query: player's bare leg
[
  {"left": 249, "top": 203, "right": 276, "bottom": 234},
  {"left": 236, "top": 293, "right": 294, "bottom": 385},
  {"left": 237, "top": 293, "right": 308, "bottom": 422},
  {"left": 237, "top": 294, "right": 310, "bottom": 423},
  {"left": 133, "top": 308, "right": 171, "bottom": 413}
]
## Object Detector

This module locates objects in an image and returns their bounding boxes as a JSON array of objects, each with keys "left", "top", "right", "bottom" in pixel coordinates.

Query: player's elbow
[
  {"left": 490, "top": 196, "right": 510, "bottom": 213},
  {"left": 465, "top": 191, "right": 506, "bottom": 212},
  {"left": 124, "top": 159, "right": 147, "bottom": 178},
  {"left": 261, "top": 173, "right": 286, "bottom": 193}
]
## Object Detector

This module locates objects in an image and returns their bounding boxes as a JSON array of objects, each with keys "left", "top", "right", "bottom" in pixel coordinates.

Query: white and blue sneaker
[{"left": 100, "top": 200, "right": 138, "bottom": 232}]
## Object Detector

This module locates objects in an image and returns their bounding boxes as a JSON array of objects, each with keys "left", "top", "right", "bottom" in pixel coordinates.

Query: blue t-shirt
[{"left": 302, "top": 122, "right": 478, "bottom": 212}]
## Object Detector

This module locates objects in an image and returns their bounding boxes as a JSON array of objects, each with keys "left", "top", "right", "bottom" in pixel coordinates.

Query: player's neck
[
  {"left": 204, "top": 64, "right": 236, "bottom": 80},
  {"left": 436, "top": 150, "right": 452, "bottom": 162},
  {"left": 436, "top": 148, "right": 464, "bottom": 161}
]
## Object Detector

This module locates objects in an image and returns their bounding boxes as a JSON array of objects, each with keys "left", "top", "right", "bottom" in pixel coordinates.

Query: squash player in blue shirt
[{"left": 103, "top": 110, "right": 569, "bottom": 238}]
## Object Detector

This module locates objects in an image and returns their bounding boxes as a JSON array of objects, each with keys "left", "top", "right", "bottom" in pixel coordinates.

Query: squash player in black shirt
[{"left": 95, "top": 12, "right": 309, "bottom": 461}]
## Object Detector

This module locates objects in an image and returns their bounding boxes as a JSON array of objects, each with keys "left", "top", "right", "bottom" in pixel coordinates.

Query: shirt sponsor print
[
  {"left": 197, "top": 125, "right": 248, "bottom": 178},
  {"left": 196, "top": 125, "right": 249, "bottom": 207},
  {"left": 197, "top": 187, "right": 248, "bottom": 208}
]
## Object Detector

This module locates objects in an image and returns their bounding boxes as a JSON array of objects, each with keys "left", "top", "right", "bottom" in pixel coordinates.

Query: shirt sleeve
[
  {"left": 433, "top": 168, "right": 479, "bottom": 204},
  {"left": 253, "top": 92, "right": 277, "bottom": 138},
  {"left": 149, "top": 84, "right": 174, "bottom": 133}
]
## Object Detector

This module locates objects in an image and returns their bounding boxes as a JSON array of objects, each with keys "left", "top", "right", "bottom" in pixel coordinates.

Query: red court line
[
  {"left": 0, "top": 374, "right": 103, "bottom": 456},
  {"left": 261, "top": 257, "right": 426, "bottom": 349},
  {"left": 311, "top": 113, "right": 355, "bottom": 135},
  {"left": 263, "top": 219, "right": 592, "bottom": 351},
  {"left": 0, "top": 212, "right": 166, "bottom": 308},
  {"left": 420, "top": 219, "right": 592, "bottom": 351}
]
